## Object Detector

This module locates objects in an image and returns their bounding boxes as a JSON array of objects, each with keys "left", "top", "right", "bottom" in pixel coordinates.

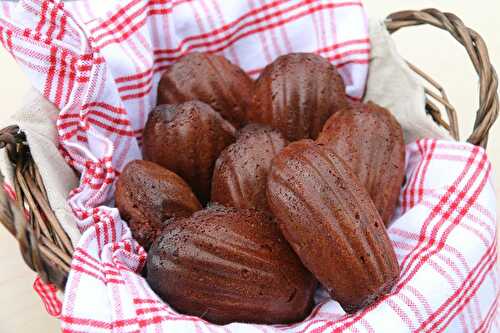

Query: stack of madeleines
[{"left": 115, "top": 52, "right": 406, "bottom": 325}]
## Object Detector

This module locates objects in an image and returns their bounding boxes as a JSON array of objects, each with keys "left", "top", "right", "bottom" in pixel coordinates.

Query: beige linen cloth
[
  {"left": 365, "top": 19, "right": 451, "bottom": 142},
  {"left": 0, "top": 20, "right": 452, "bottom": 247},
  {"left": 0, "top": 90, "right": 81, "bottom": 244}
]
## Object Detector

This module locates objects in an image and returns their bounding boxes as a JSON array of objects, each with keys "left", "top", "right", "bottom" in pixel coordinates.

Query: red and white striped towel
[{"left": 0, "top": 1, "right": 497, "bottom": 332}]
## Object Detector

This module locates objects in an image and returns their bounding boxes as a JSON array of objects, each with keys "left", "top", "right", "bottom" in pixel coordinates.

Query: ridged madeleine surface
[
  {"left": 146, "top": 206, "right": 317, "bottom": 325},
  {"left": 267, "top": 140, "right": 400, "bottom": 313},
  {"left": 317, "top": 102, "right": 405, "bottom": 226},
  {"left": 248, "top": 53, "right": 349, "bottom": 141},
  {"left": 157, "top": 53, "right": 253, "bottom": 127},
  {"left": 115, "top": 160, "right": 202, "bottom": 250},
  {"left": 211, "top": 124, "right": 287, "bottom": 211},
  {"left": 143, "top": 101, "right": 236, "bottom": 203}
]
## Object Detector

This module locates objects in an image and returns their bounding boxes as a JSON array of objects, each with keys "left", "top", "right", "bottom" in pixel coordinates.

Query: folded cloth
[
  {"left": 0, "top": 89, "right": 81, "bottom": 245},
  {"left": 364, "top": 19, "right": 452, "bottom": 143},
  {"left": 0, "top": 1, "right": 497, "bottom": 332}
]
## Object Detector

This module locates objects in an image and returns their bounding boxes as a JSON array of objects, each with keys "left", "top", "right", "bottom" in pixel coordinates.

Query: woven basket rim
[{"left": 0, "top": 8, "right": 497, "bottom": 292}]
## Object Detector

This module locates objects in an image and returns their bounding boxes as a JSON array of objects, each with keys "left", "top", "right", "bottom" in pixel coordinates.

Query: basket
[{"left": 0, "top": 7, "right": 498, "bottom": 296}]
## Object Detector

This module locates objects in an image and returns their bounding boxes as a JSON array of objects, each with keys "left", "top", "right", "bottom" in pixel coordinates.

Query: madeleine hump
[
  {"left": 317, "top": 101, "right": 405, "bottom": 226},
  {"left": 115, "top": 160, "right": 202, "bottom": 250},
  {"left": 146, "top": 206, "right": 317, "bottom": 325},
  {"left": 267, "top": 140, "right": 400, "bottom": 313},
  {"left": 143, "top": 101, "right": 236, "bottom": 203}
]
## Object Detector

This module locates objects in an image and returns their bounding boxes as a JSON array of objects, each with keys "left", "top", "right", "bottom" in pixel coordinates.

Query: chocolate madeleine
[
  {"left": 317, "top": 102, "right": 405, "bottom": 226},
  {"left": 115, "top": 160, "right": 202, "bottom": 250},
  {"left": 211, "top": 124, "right": 287, "bottom": 211},
  {"left": 143, "top": 101, "right": 236, "bottom": 203},
  {"left": 247, "top": 53, "right": 349, "bottom": 141},
  {"left": 147, "top": 206, "right": 317, "bottom": 324},
  {"left": 157, "top": 53, "right": 253, "bottom": 127},
  {"left": 267, "top": 140, "right": 400, "bottom": 313}
]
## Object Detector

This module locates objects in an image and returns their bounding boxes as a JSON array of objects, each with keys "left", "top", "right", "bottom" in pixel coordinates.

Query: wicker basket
[{"left": 0, "top": 8, "right": 498, "bottom": 294}]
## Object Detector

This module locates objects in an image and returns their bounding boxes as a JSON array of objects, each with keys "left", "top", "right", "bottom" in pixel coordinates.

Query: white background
[{"left": 0, "top": 1, "right": 498, "bottom": 332}]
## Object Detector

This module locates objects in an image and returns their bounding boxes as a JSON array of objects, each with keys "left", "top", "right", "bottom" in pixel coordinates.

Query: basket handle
[{"left": 385, "top": 9, "right": 498, "bottom": 148}]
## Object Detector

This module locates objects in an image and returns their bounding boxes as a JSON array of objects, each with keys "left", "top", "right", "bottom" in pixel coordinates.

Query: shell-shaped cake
[
  {"left": 146, "top": 206, "right": 317, "bottom": 325},
  {"left": 211, "top": 124, "right": 287, "bottom": 211},
  {"left": 247, "top": 53, "right": 349, "bottom": 141},
  {"left": 143, "top": 101, "right": 236, "bottom": 203},
  {"left": 317, "top": 102, "right": 406, "bottom": 226},
  {"left": 267, "top": 140, "right": 400, "bottom": 313},
  {"left": 157, "top": 52, "right": 254, "bottom": 128},
  {"left": 115, "top": 160, "right": 202, "bottom": 250}
]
